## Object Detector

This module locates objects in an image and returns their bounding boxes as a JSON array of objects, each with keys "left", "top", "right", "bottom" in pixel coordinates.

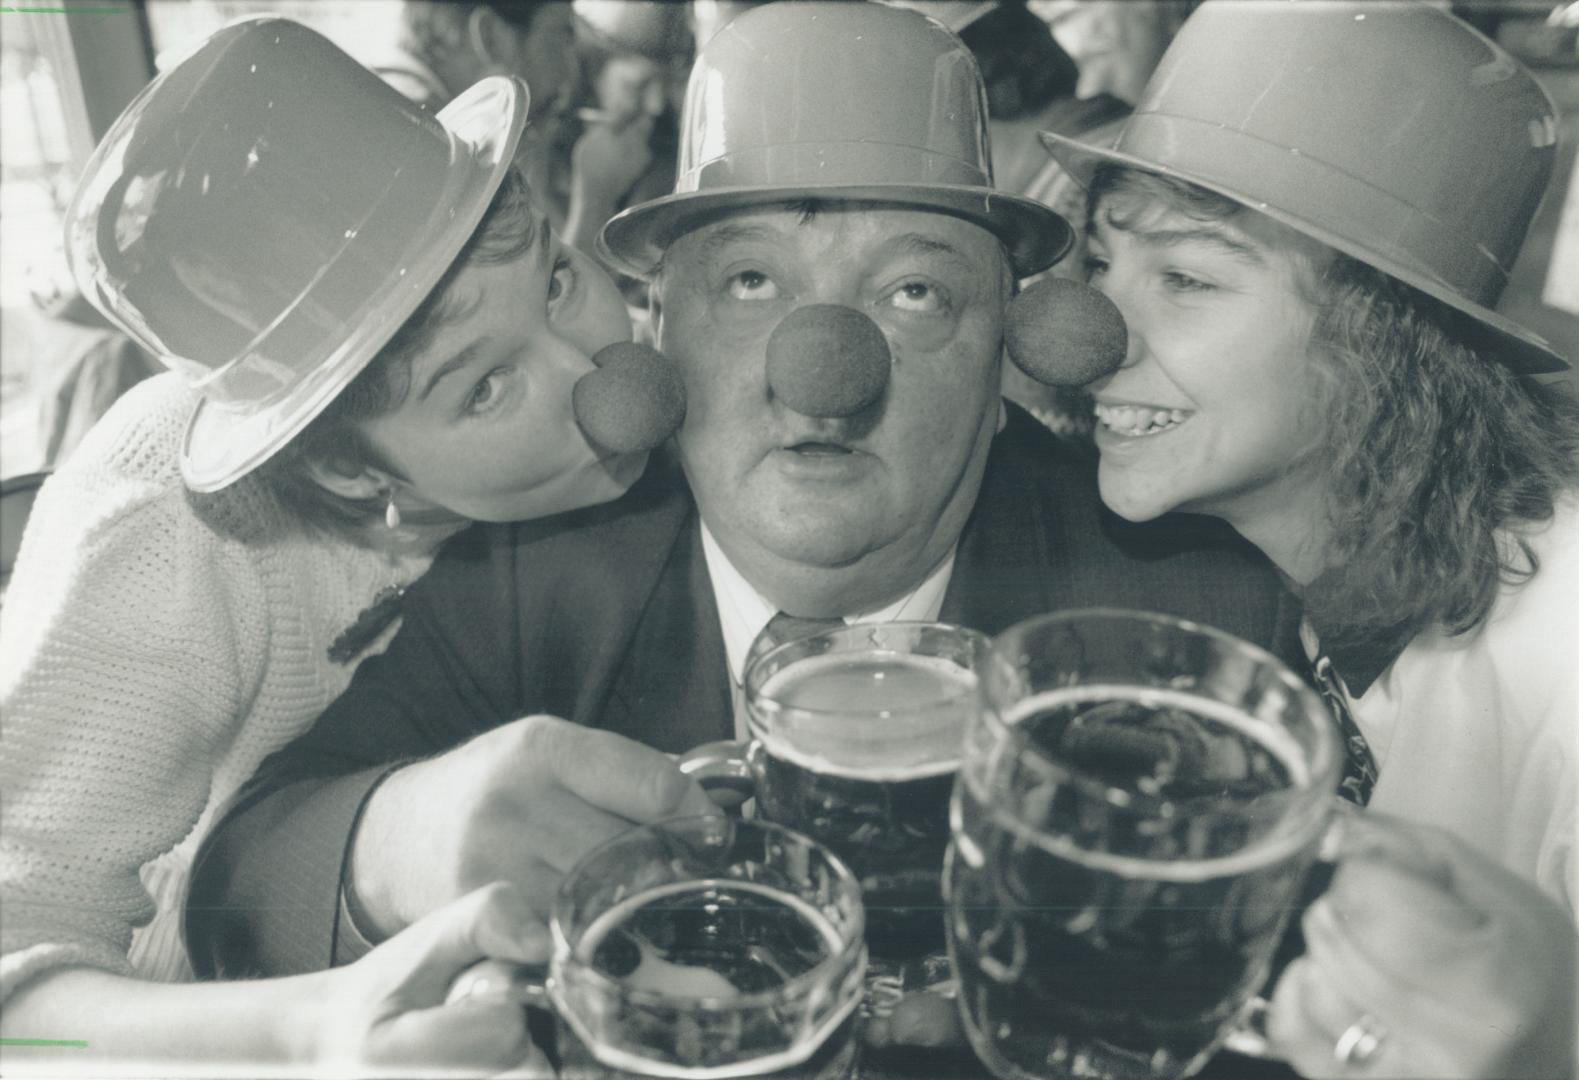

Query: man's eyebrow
[
  {"left": 1101, "top": 219, "right": 1267, "bottom": 266},
  {"left": 879, "top": 233, "right": 971, "bottom": 262},
  {"left": 418, "top": 336, "right": 490, "bottom": 403},
  {"left": 695, "top": 222, "right": 788, "bottom": 259}
]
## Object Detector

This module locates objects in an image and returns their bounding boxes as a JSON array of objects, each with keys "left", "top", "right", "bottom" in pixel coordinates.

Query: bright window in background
[
  {"left": 143, "top": 1, "right": 403, "bottom": 71},
  {"left": 0, "top": 10, "right": 94, "bottom": 478}
]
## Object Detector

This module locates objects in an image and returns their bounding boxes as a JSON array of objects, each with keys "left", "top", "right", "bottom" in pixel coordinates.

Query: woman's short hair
[
  {"left": 1087, "top": 164, "right": 1579, "bottom": 655},
  {"left": 190, "top": 165, "right": 539, "bottom": 542}
]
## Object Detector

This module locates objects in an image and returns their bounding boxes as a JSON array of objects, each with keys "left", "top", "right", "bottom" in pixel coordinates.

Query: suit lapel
[
  {"left": 600, "top": 519, "right": 733, "bottom": 753},
  {"left": 942, "top": 410, "right": 1067, "bottom": 635}
]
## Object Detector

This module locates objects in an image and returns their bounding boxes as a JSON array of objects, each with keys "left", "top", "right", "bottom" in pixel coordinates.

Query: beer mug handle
[
  {"left": 445, "top": 957, "right": 551, "bottom": 1009},
  {"left": 677, "top": 738, "right": 757, "bottom": 810},
  {"left": 1221, "top": 799, "right": 1368, "bottom": 1059}
]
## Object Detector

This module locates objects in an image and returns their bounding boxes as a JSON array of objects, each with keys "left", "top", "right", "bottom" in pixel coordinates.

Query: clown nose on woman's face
[
  {"left": 573, "top": 342, "right": 688, "bottom": 453},
  {"left": 1005, "top": 277, "right": 1128, "bottom": 387},
  {"left": 766, "top": 304, "right": 893, "bottom": 418}
]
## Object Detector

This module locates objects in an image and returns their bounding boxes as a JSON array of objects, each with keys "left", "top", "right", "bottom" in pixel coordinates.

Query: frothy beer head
[{"left": 754, "top": 651, "right": 977, "bottom": 781}]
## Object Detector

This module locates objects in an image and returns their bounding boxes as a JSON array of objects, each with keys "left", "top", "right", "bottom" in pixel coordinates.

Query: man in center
[{"left": 188, "top": 2, "right": 1288, "bottom": 975}]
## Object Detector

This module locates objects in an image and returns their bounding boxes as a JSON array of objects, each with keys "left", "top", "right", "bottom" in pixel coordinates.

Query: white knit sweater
[{"left": 0, "top": 373, "right": 432, "bottom": 998}]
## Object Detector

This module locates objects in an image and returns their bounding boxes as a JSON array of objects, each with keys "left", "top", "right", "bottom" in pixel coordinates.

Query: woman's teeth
[{"left": 1093, "top": 404, "right": 1188, "bottom": 436}]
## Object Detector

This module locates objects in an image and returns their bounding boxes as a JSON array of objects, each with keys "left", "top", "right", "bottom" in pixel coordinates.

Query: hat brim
[
  {"left": 598, "top": 183, "right": 1073, "bottom": 281},
  {"left": 1040, "top": 131, "right": 1567, "bottom": 376},
  {"left": 180, "top": 76, "right": 530, "bottom": 492}
]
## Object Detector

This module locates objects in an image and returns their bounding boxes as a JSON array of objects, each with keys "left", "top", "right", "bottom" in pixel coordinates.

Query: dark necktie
[
  {"left": 1308, "top": 652, "right": 1379, "bottom": 807},
  {"left": 746, "top": 611, "right": 847, "bottom": 671}
]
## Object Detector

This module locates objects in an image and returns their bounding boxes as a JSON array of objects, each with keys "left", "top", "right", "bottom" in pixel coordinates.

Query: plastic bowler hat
[
  {"left": 598, "top": 0, "right": 1071, "bottom": 279},
  {"left": 65, "top": 16, "right": 529, "bottom": 491},
  {"left": 1042, "top": 0, "right": 1567, "bottom": 375}
]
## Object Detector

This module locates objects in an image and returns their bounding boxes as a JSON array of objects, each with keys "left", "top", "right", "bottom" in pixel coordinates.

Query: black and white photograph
[{"left": 1, "top": 1, "right": 1576, "bottom": 1077}]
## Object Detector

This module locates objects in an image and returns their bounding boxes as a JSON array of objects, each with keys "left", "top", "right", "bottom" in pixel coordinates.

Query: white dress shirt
[{"left": 698, "top": 522, "right": 957, "bottom": 740}]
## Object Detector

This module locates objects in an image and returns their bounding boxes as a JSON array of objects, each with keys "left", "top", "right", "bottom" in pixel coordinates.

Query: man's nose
[{"left": 763, "top": 304, "right": 892, "bottom": 418}]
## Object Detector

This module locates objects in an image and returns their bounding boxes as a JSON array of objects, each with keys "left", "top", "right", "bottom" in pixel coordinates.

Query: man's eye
[
  {"left": 1162, "top": 270, "right": 1214, "bottom": 293},
  {"left": 1082, "top": 255, "right": 1110, "bottom": 281},
  {"left": 726, "top": 270, "right": 779, "bottom": 300},
  {"left": 887, "top": 280, "right": 946, "bottom": 314},
  {"left": 548, "top": 254, "right": 578, "bottom": 306}
]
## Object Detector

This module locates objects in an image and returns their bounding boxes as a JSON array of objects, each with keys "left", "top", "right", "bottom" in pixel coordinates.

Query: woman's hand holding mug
[{"left": 1266, "top": 813, "right": 1576, "bottom": 1079}]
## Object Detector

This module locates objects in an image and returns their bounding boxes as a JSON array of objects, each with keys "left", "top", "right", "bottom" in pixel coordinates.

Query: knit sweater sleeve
[{"left": 0, "top": 399, "right": 270, "bottom": 1000}]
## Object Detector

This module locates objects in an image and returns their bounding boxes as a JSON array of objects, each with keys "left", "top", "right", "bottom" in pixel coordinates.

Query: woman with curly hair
[{"left": 1033, "top": 2, "right": 1576, "bottom": 1075}]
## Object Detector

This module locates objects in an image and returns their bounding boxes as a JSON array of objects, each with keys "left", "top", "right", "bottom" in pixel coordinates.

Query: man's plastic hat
[
  {"left": 65, "top": 16, "right": 529, "bottom": 491},
  {"left": 1042, "top": 0, "right": 1567, "bottom": 374},
  {"left": 598, "top": 0, "right": 1071, "bottom": 279}
]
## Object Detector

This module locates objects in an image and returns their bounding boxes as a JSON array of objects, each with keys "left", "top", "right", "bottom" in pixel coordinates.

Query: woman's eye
[
  {"left": 548, "top": 254, "right": 578, "bottom": 306},
  {"left": 1082, "top": 255, "right": 1110, "bottom": 281},
  {"left": 887, "top": 280, "right": 946, "bottom": 314},
  {"left": 726, "top": 270, "right": 779, "bottom": 301},
  {"left": 465, "top": 369, "right": 508, "bottom": 415}
]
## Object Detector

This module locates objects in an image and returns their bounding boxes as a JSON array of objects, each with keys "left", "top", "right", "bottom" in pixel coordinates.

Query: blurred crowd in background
[{"left": 3, "top": 0, "right": 1576, "bottom": 479}]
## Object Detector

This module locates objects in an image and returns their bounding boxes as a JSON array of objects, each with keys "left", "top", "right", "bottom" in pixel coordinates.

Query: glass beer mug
[
  {"left": 946, "top": 609, "right": 1343, "bottom": 1080},
  {"left": 453, "top": 816, "right": 867, "bottom": 1079},
  {"left": 682, "top": 622, "right": 989, "bottom": 963}
]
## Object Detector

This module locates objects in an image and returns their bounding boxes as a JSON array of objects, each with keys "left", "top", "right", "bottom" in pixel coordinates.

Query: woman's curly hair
[
  {"left": 1088, "top": 164, "right": 1579, "bottom": 655},
  {"left": 1300, "top": 258, "right": 1579, "bottom": 655}
]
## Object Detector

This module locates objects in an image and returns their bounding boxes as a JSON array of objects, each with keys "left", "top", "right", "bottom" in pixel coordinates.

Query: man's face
[
  {"left": 655, "top": 203, "right": 1010, "bottom": 612},
  {"left": 1084, "top": 193, "right": 1328, "bottom": 536}
]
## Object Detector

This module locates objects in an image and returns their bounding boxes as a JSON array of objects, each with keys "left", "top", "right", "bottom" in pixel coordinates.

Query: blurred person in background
[
  {"left": 564, "top": 0, "right": 694, "bottom": 330},
  {"left": 1032, "top": 0, "right": 1193, "bottom": 105},
  {"left": 371, "top": 1, "right": 582, "bottom": 227}
]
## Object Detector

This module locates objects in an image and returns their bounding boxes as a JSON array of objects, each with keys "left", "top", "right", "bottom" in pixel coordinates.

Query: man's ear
[
  {"left": 304, "top": 456, "right": 395, "bottom": 503},
  {"left": 467, "top": 6, "right": 516, "bottom": 71}
]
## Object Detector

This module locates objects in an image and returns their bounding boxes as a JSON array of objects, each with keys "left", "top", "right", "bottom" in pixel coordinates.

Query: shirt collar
[
  {"left": 1298, "top": 615, "right": 1411, "bottom": 700},
  {"left": 699, "top": 522, "right": 957, "bottom": 684}
]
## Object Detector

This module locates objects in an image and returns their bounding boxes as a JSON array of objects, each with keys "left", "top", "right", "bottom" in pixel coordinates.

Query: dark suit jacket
[{"left": 186, "top": 406, "right": 1298, "bottom": 977}]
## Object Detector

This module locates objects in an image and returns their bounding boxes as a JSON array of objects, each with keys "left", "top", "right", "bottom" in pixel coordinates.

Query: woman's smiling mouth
[{"left": 1093, "top": 403, "right": 1190, "bottom": 437}]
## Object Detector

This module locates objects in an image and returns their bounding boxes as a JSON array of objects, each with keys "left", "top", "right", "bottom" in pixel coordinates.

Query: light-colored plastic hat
[
  {"left": 598, "top": 0, "right": 1071, "bottom": 280},
  {"left": 1042, "top": 0, "right": 1567, "bottom": 374},
  {"left": 65, "top": 16, "right": 530, "bottom": 491}
]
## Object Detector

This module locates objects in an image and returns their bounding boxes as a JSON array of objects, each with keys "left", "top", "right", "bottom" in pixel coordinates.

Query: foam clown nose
[
  {"left": 1005, "top": 278, "right": 1128, "bottom": 387},
  {"left": 765, "top": 304, "right": 892, "bottom": 418},
  {"left": 573, "top": 342, "right": 687, "bottom": 453}
]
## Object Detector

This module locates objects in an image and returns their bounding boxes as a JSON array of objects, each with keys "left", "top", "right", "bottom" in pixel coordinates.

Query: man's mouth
[
  {"left": 1093, "top": 403, "right": 1190, "bottom": 437},
  {"left": 784, "top": 440, "right": 854, "bottom": 456}
]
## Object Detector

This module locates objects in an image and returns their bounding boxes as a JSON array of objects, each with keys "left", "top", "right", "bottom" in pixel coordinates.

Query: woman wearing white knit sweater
[{"left": 0, "top": 20, "right": 706, "bottom": 1076}]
